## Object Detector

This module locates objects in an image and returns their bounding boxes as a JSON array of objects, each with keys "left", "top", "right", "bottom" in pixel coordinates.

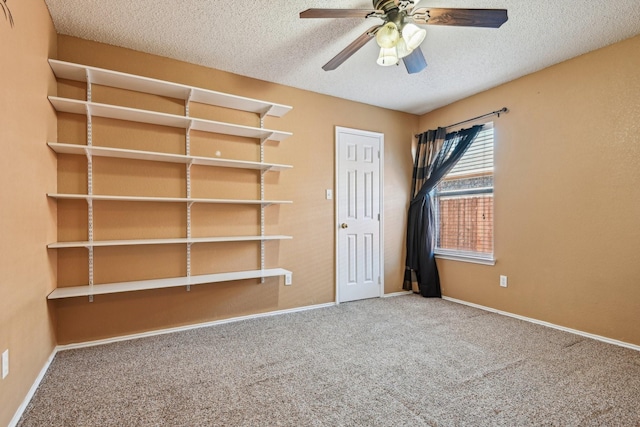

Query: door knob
[{"left": 341, "top": 223, "right": 348, "bottom": 229}]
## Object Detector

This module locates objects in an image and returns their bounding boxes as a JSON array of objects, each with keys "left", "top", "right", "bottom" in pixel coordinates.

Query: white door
[{"left": 336, "top": 127, "right": 383, "bottom": 303}]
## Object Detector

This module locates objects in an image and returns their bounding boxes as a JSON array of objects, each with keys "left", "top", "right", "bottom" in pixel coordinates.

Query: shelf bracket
[
  {"left": 186, "top": 163, "right": 193, "bottom": 199},
  {"left": 185, "top": 104, "right": 193, "bottom": 286},
  {"left": 258, "top": 105, "right": 275, "bottom": 121},
  {"left": 186, "top": 193, "right": 193, "bottom": 290},
  {"left": 85, "top": 106, "right": 93, "bottom": 145},
  {"left": 186, "top": 243, "right": 192, "bottom": 292},
  {"left": 86, "top": 69, "right": 95, "bottom": 302},
  {"left": 186, "top": 242, "right": 192, "bottom": 270},
  {"left": 86, "top": 69, "right": 93, "bottom": 102},
  {"left": 186, "top": 89, "right": 194, "bottom": 117},
  {"left": 260, "top": 137, "right": 266, "bottom": 283},
  {"left": 186, "top": 123, "right": 193, "bottom": 154},
  {"left": 87, "top": 195, "right": 94, "bottom": 302},
  {"left": 261, "top": 133, "right": 275, "bottom": 144}
]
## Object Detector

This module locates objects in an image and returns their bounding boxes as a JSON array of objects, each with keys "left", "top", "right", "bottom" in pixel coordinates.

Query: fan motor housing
[{"left": 373, "top": 0, "right": 400, "bottom": 12}]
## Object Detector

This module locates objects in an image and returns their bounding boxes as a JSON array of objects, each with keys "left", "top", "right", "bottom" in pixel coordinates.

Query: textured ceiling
[{"left": 44, "top": 0, "right": 640, "bottom": 115}]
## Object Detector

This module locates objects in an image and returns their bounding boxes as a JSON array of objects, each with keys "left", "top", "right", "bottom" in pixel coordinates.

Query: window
[{"left": 434, "top": 123, "right": 494, "bottom": 264}]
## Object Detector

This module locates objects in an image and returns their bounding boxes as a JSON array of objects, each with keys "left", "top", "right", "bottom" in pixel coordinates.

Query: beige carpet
[{"left": 18, "top": 295, "right": 640, "bottom": 426}]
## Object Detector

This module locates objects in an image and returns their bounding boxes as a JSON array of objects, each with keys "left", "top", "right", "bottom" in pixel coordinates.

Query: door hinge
[
  {"left": 378, "top": 276, "right": 381, "bottom": 284},
  {"left": 378, "top": 213, "right": 380, "bottom": 221},
  {"left": 378, "top": 150, "right": 380, "bottom": 159}
]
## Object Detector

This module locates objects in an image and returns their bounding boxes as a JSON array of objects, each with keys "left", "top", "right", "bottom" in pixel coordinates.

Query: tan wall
[
  {"left": 420, "top": 35, "right": 640, "bottom": 346},
  {"left": 53, "top": 36, "right": 417, "bottom": 344},
  {"left": 0, "top": 0, "right": 58, "bottom": 425}
]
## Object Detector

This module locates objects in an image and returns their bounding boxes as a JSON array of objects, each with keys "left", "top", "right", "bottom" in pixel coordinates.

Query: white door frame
[{"left": 334, "top": 126, "right": 385, "bottom": 304}]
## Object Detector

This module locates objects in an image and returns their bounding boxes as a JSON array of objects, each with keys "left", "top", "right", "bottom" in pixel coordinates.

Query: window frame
[{"left": 433, "top": 123, "right": 496, "bottom": 265}]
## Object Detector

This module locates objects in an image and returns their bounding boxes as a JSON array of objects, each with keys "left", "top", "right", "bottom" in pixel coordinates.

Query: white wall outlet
[
  {"left": 500, "top": 275, "right": 508, "bottom": 288},
  {"left": 326, "top": 189, "right": 333, "bottom": 200},
  {"left": 2, "top": 349, "right": 8, "bottom": 379},
  {"left": 285, "top": 274, "right": 292, "bottom": 286}
]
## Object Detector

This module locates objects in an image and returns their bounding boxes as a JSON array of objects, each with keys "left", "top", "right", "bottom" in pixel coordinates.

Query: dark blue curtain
[{"left": 404, "top": 125, "right": 484, "bottom": 297}]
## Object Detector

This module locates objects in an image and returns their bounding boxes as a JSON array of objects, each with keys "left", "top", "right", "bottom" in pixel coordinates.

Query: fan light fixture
[
  {"left": 395, "top": 38, "right": 413, "bottom": 59},
  {"left": 375, "top": 22, "right": 400, "bottom": 48},
  {"left": 402, "top": 23, "right": 427, "bottom": 50},
  {"left": 374, "top": 21, "right": 427, "bottom": 67},
  {"left": 377, "top": 47, "right": 399, "bottom": 66}
]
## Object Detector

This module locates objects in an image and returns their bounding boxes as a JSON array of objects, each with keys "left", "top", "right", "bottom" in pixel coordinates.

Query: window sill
[{"left": 435, "top": 250, "right": 496, "bottom": 266}]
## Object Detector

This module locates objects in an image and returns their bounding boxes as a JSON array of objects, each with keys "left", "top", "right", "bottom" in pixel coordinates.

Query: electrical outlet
[
  {"left": 285, "top": 274, "right": 292, "bottom": 286},
  {"left": 2, "top": 349, "right": 8, "bottom": 379},
  {"left": 500, "top": 275, "right": 508, "bottom": 288}
]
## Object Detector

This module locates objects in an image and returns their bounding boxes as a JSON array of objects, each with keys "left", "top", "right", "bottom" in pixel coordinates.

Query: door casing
[{"left": 335, "top": 126, "right": 384, "bottom": 303}]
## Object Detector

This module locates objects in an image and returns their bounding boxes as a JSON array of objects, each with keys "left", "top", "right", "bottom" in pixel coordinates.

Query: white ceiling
[{"left": 44, "top": 0, "right": 640, "bottom": 115}]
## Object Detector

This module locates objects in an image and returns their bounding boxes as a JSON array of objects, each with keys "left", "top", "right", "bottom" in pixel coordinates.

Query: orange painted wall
[
  {"left": 3, "top": 9, "right": 640, "bottom": 423},
  {"left": 53, "top": 36, "right": 417, "bottom": 344},
  {"left": 0, "top": 0, "right": 58, "bottom": 425},
  {"left": 420, "top": 35, "right": 640, "bottom": 346}
]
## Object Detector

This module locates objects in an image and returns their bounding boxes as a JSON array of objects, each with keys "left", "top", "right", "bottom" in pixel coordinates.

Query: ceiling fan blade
[
  {"left": 322, "top": 26, "right": 380, "bottom": 71},
  {"left": 300, "top": 9, "right": 381, "bottom": 19},
  {"left": 411, "top": 8, "right": 508, "bottom": 28},
  {"left": 403, "top": 48, "right": 427, "bottom": 74}
]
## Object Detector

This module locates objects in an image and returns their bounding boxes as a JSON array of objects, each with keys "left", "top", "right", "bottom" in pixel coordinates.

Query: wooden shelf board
[
  {"left": 48, "top": 97, "right": 292, "bottom": 142},
  {"left": 48, "top": 143, "right": 292, "bottom": 172},
  {"left": 48, "top": 235, "right": 293, "bottom": 249},
  {"left": 47, "top": 268, "right": 293, "bottom": 299},
  {"left": 49, "top": 60, "right": 292, "bottom": 117},
  {"left": 47, "top": 193, "right": 293, "bottom": 205}
]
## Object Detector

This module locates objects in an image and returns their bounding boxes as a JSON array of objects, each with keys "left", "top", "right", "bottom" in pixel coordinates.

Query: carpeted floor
[{"left": 18, "top": 295, "right": 640, "bottom": 426}]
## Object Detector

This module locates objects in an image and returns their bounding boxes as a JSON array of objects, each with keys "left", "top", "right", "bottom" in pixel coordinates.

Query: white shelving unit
[
  {"left": 47, "top": 235, "right": 293, "bottom": 249},
  {"left": 48, "top": 60, "right": 293, "bottom": 301},
  {"left": 48, "top": 59, "right": 292, "bottom": 117},
  {"left": 48, "top": 97, "right": 292, "bottom": 142},
  {"left": 48, "top": 269, "right": 292, "bottom": 299},
  {"left": 47, "top": 193, "right": 292, "bottom": 206},
  {"left": 48, "top": 143, "right": 292, "bottom": 172}
]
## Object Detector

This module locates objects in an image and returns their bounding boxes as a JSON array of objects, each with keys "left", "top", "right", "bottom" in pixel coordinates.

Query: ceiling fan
[{"left": 300, "top": 0, "right": 508, "bottom": 74}]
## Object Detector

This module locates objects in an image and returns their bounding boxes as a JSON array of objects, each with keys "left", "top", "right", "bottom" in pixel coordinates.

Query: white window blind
[
  {"left": 435, "top": 123, "right": 494, "bottom": 263},
  {"left": 448, "top": 125, "right": 494, "bottom": 178}
]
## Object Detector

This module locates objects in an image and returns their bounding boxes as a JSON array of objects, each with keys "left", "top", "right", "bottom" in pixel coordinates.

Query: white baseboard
[
  {"left": 382, "top": 291, "right": 413, "bottom": 298},
  {"left": 9, "top": 349, "right": 58, "bottom": 427},
  {"left": 57, "top": 302, "right": 337, "bottom": 351},
  {"left": 442, "top": 296, "right": 640, "bottom": 352}
]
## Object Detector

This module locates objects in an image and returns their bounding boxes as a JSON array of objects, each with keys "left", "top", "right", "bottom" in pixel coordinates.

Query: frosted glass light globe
[
  {"left": 396, "top": 38, "right": 413, "bottom": 59},
  {"left": 376, "top": 22, "right": 400, "bottom": 48},
  {"left": 402, "top": 23, "right": 427, "bottom": 50},
  {"left": 377, "top": 47, "right": 399, "bottom": 66}
]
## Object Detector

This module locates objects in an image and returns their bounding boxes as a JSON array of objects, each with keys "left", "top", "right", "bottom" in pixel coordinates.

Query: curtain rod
[{"left": 415, "top": 107, "right": 508, "bottom": 138}]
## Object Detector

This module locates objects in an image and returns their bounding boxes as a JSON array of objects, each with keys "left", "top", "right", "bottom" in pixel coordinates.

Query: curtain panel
[{"left": 404, "top": 125, "right": 484, "bottom": 297}]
